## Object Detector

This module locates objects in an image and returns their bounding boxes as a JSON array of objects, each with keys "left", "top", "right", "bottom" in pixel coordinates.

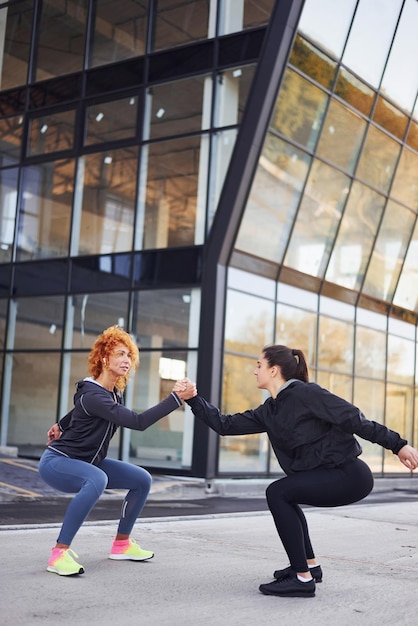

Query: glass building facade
[{"left": 0, "top": 0, "right": 417, "bottom": 479}]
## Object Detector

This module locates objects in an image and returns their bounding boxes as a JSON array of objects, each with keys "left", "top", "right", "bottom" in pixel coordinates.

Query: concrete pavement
[{"left": 1, "top": 498, "right": 418, "bottom": 625}]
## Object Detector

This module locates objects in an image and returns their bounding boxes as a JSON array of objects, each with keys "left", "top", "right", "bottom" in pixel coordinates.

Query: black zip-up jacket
[
  {"left": 186, "top": 380, "right": 407, "bottom": 474},
  {"left": 49, "top": 378, "right": 182, "bottom": 465}
]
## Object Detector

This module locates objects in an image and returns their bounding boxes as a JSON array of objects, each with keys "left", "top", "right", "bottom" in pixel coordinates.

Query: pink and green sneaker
[
  {"left": 47, "top": 547, "right": 84, "bottom": 576},
  {"left": 109, "top": 538, "right": 154, "bottom": 561}
]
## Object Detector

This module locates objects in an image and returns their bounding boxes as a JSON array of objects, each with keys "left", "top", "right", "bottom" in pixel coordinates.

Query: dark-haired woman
[{"left": 181, "top": 345, "right": 418, "bottom": 598}]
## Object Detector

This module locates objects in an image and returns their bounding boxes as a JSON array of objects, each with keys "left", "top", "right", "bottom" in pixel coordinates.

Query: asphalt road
[
  {"left": 0, "top": 454, "right": 269, "bottom": 524},
  {"left": 1, "top": 453, "right": 418, "bottom": 526}
]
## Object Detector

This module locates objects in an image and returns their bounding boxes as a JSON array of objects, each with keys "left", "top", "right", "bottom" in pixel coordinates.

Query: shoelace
[{"left": 274, "top": 574, "right": 313, "bottom": 585}]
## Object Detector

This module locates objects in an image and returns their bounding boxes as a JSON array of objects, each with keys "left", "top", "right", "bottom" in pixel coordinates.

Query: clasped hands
[{"left": 173, "top": 378, "right": 197, "bottom": 401}]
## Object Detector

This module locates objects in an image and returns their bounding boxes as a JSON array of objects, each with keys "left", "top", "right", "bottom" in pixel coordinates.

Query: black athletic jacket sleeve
[{"left": 186, "top": 381, "right": 408, "bottom": 472}]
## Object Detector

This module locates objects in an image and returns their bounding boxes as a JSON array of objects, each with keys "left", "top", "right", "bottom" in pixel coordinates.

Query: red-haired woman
[{"left": 39, "top": 325, "right": 194, "bottom": 576}]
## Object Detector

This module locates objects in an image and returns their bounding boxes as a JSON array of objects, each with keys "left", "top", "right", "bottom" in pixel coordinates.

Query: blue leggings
[
  {"left": 265, "top": 458, "right": 374, "bottom": 572},
  {"left": 38, "top": 448, "right": 152, "bottom": 546}
]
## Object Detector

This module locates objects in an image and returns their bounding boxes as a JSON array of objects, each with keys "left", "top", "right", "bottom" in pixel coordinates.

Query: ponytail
[{"left": 263, "top": 345, "right": 309, "bottom": 382}]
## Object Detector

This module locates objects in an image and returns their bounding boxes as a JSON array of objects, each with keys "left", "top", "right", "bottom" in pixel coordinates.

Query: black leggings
[{"left": 265, "top": 458, "right": 374, "bottom": 572}]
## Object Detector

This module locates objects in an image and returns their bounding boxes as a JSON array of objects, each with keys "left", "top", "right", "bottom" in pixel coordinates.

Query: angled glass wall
[{"left": 223, "top": 0, "right": 418, "bottom": 476}]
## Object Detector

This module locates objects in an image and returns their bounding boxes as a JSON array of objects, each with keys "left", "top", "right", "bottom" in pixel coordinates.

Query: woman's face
[
  {"left": 253, "top": 353, "right": 272, "bottom": 390},
  {"left": 106, "top": 342, "right": 133, "bottom": 377}
]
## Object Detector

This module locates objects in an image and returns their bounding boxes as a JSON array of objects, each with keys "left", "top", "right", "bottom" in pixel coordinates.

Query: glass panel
[
  {"left": 0, "top": 115, "right": 24, "bottom": 162},
  {"left": 6, "top": 352, "right": 61, "bottom": 457},
  {"left": 277, "top": 283, "right": 318, "bottom": 311},
  {"left": 298, "top": 0, "right": 356, "bottom": 59},
  {"left": 74, "top": 147, "right": 137, "bottom": 255},
  {"left": 69, "top": 292, "right": 130, "bottom": 349},
  {"left": 317, "top": 316, "right": 354, "bottom": 374},
  {"left": 373, "top": 96, "right": 408, "bottom": 141},
  {"left": 235, "top": 137, "right": 310, "bottom": 264},
  {"left": 0, "top": 297, "right": 7, "bottom": 347},
  {"left": 208, "top": 127, "right": 238, "bottom": 229},
  {"left": 334, "top": 68, "right": 375, "bottom": 117},
  {"left": 406, "top": 119, "right": 418, "bottom": 152},
  {"left": 319, "top": 296, "right": 354, "bottom": 321},
  {"left": 317, "top": 101, "right": 366, "bottom": 173},
  {"left": 271, "top": 69, "right": 328, "bottom": 151},
  {"left": 290, "top": 35, "right": 337, "bottom": 91},
  {"left": 218, "top": 0, "right": 274, "bottom": 35},
  {"left": 355, "top": 325, "right": 386, "bottom": 379},
  {"left": 0, "top": 1, "right": 34, "bottom": 90},
  {"left": 129, "top": 349, "right": 194, "bottom": 469},
  {"left": 356, "top": 307, "right": 387, "bottom": 331},
  {"left": 214, "top": 65, "right": 255, "bottom": 127},
  {"left": 284, "top": 160, "right": 349, "bottom": 278},
  {"left": 355, "top": 125, "right": 401, "bottom": 194},
  {"left": 219, "top": 353, "right": 268, "bottom": 473},
  {"left": 16, "top": 159, "right": 75, "bottom": 261},
  {"left": 275, "top": 304, "right": 317, "bottom": 370},
  {"left": 132, "top": 288, "right": 199, "bottom": 349},
  {"left": 28, "top": 110, "right": 76, "bottom": 156},
  {"left": 140, "top": 136, "right": 199, "bottom": 250},
  {"left": 85, "top": 96, "right": 138, "bottom": 145},
  {"left": 225, "top": 290, "right": 274, "bottom": 355},
  {"left": 315, "top": 371, "right": 352, "bottom": 402},
  {"left": 353, "top": 378, "right": 385, "bottom": 473},
  {"left": 228, "top": 268, "right": 275, "bottom": 299},
  {"left": 152, "top": 0, "right": 210, "bottom": 52},
  {"left": 387, "top": 335, "right": 415, "bottom": 385},
  {"left": 35, "top": 0, "right": 88, "bottom": 81},
  {"left": 149, "top": 76, "right": 210, "bottom": 139},
  {"left": 380, "top": 0, "right": 418, "bottom": 113},
  {"left": 392, "top": 219, "right": 418, "bottom": 312},
  {"left": 11, "top": 296, "right": 64, "bottom": 350},
  {"left": 362, "top": 201, "right": 415, "bottom": 302},
  {"left": 342, "top": 0, "right": 402, "bottom": 88},
  {"left": 388, "top": 317, "right": 415, "bottom": 340},
  {"left": 384, "top": 383, "right": 413, "bottom": 472},
  {"left": 390, "top": 147, "right": 418, "bottom": 210},
  {"left": 90, "top": 0, "right": 149, "bottom": 67},
  {"left": 0, "top": 167, "right": 18, "bottom": 264},
  {"left": 325, "top": 182, "right": 386, "bottom": 290}
]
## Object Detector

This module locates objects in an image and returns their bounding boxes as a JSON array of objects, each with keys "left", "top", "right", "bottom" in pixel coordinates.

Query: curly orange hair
[{"left": 87, "top": 325, "right": 140, "bottom": 391}]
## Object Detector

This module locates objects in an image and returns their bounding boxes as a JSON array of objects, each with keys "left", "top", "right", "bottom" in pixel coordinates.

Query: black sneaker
[
  {"left": 259, "top": 573, "right": 316, "bottom": 598},
  {"left": 273, "top": 564, "right": 322, "bottom": 583}
]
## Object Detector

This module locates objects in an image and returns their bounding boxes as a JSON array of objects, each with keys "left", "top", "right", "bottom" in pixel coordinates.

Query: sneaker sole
[
  {"left": 47, "top": 566, "right": 84, "bottom": 576},
  {"left": 260, "top": 587, "right": 315, "bottom": 598},
  {"left": 108, "top": 553, "right": 154, "bottom": 561}
]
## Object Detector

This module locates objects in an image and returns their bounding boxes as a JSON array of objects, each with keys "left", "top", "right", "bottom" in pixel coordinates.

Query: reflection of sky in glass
[
  {"left": 300, "top": 0, "right": 418, "bottom": 110},
  {"left": 342, "top": 0, "right": 402, "bottom": 88},
  {"left": 356, "top": 308, "right": 387, "bottom": 331},
  {"left": 225, "top": 289, "right": 274, "bottom": 347},
  {"left": 227, "top": 268, "right": 275, "bottom": 299},
  {"left": 380, "top": 0, "right": 418, "bottom": 112},
  {"left": 298, "top": 0, "right": 356, "bottom": 59}
]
